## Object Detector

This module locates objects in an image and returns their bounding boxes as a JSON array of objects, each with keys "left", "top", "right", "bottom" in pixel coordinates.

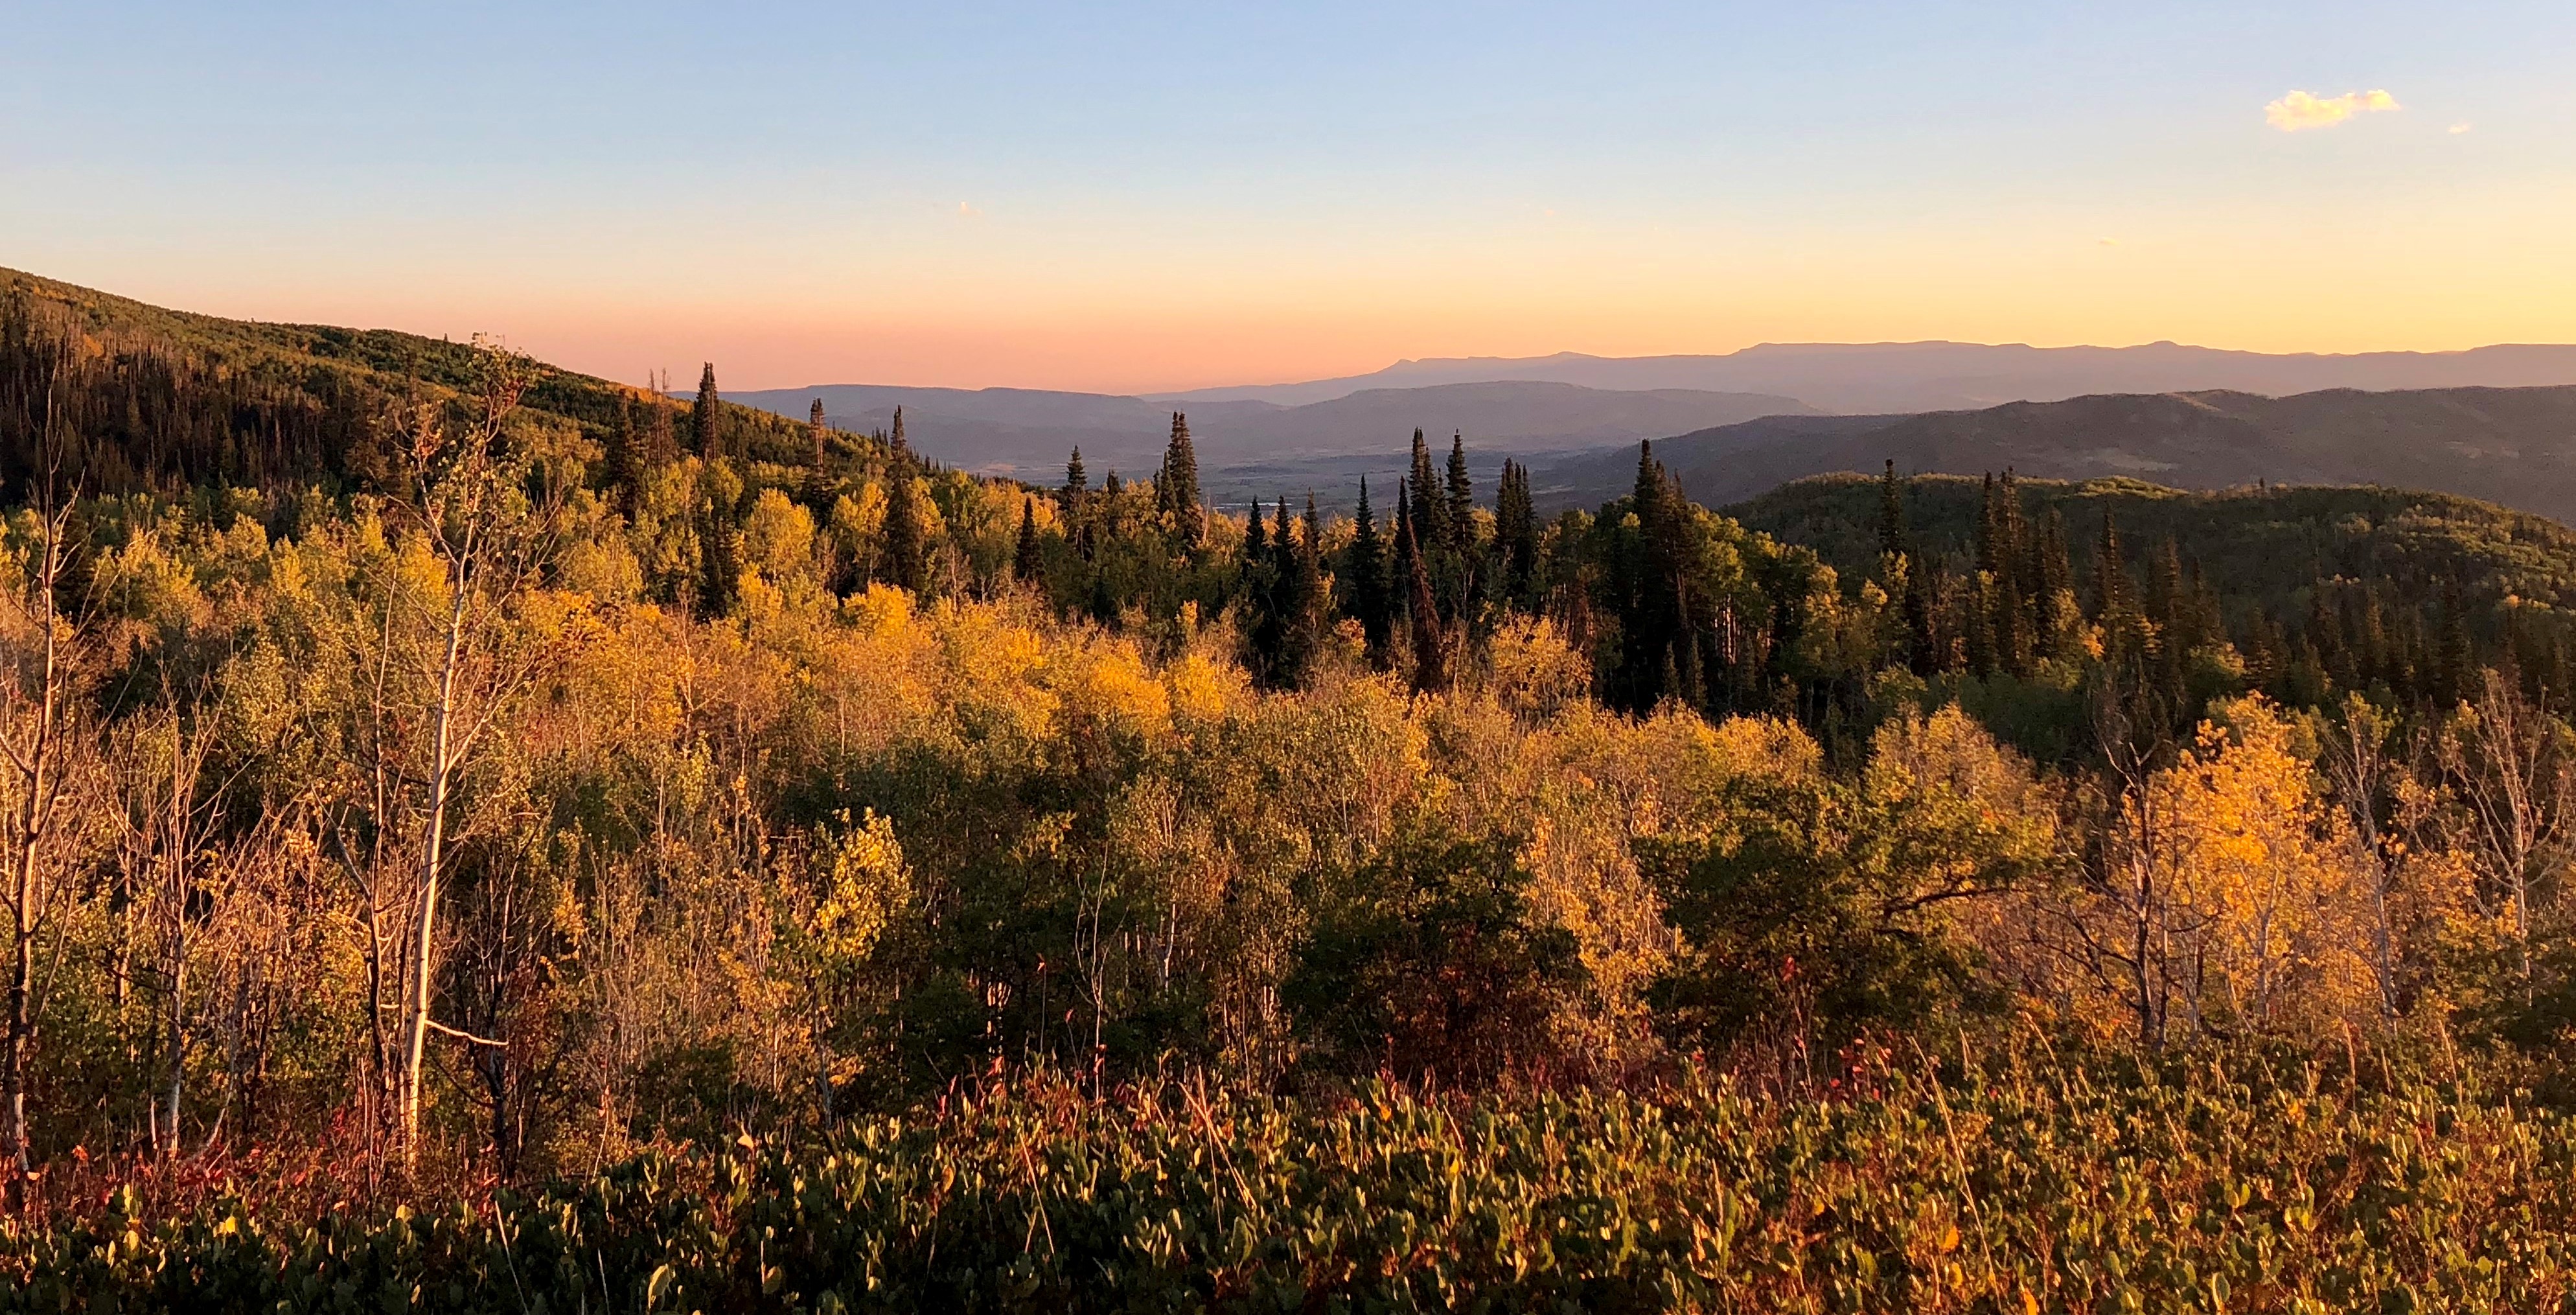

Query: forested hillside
[
  {"left": 1536, "top": 382, "right": 2576, "bottom": 522},
  {"left": 8, "top": 274, "right": 2576, "bottom": 1309}
]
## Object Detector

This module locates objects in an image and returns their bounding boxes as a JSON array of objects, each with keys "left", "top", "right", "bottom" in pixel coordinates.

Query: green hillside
[
  {"left": 1733, "top": 472, "right": 2576, "bottom": 618},
  {"left": 0, "top": 266, "right": 829, "bottom": 493}
]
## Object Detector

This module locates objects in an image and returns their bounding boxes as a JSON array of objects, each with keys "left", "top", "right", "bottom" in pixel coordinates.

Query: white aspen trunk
[{"left": 399, "top": 570, "right": 472, "bottom": 1159}]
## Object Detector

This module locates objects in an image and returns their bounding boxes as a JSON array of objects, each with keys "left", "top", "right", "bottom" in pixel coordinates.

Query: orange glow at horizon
[{"left": 82, "top": 175, "right": 2576, "bottom": 397}]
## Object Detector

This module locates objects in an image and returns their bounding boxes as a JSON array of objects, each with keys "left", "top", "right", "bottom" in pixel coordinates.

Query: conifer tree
[
  {"left": 1403, "top": 516, "right": 1447, "bottom": 692},
  {"left": 1302, "top": 491, "right": 1322, "bottom": 577},
  {"left": 700, "top": 500, "right": 741, "bottom": 617},
  {"left": 1401, "top": 477, "right": 1421, "bottom": 559},
  {"left": 2313, "top": 588, "right": 2355, "bottom": 690},
  {"left": 692, "top": 363, "right": 724, "bottom": 460},
  {"left": 1966, "top": 573, "right": 1998, "bottom": 678},
  {"left": 1244, "top": 500, "right": 1280, "bottom": 679},
  {"left": 1616, "top": 441, "right": 1701, "bottom": 711},
  {"left": 809, "top": 398, "right": 827, "bottom": 467},
  {"left": 1877, "top": 460, "right": 1907, "bottom": 561},
  {"left": 1276, "top": 499, "right": 1317, "bottom": 686},
  {"left": 1905, "top": 559, "right": 1942, "bottom": 677},
  {"left": 1992, "top": 471, "right": 2029, "bottom": 674},
  {"left": 1975, "top": 473, "right": 1999, "bottom": 579},
  {"left": 604, "top": 392, "right": 641, "bottom": 515},
  {"left": 1347, "top": 477, "right": 1392, "bottom": 664},
  {"left": 2095, "top": 509, "right": 2145, "bottom": 667},
  {"left": 890, "top": 406, "right": 908, "bottom": 453},
  {"left": 1013, "top": 497, "right": 1042, "bottom": 584},
  {"left": 1495, "top": 460, "right": 1538, "bottom": 600},
  {"left": 2435, "top": 591, "right": 2474, "bottom": 707},
  {"left": 2032, "top": 508, "right": 2076, "bottom": 659},
  {"left": 1875, "top": 458, "right": 1936, "bottom": 673},
  {"left": 1061, "top": 448, "right": 1090, "bottom": 559},
  {"left": 1408, "top": 430, "right": 1442, "bottom": 553},
  {"left": 1444, "top": 432, "right": 1475, "bottom": 553},
  {"left": 879, "top": 465, "right": 928, "bottom": 593},
  {"left": 1157, "top": 412, "right": 1204, "bottom": 550}
]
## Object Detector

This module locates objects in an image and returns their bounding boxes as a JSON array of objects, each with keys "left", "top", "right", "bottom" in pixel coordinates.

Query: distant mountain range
[
  {"left": 1533, "top": 385, "right": 2576, "bottom": 524},
  {"left": 19, "top": 262, "right": 2576, "bottom": 530},
  {"left": 728, "top": 380, "right": 1811, "bottom": 480},
  {"left": 1158, "top": 342, "right": 2576, "bottom": 413},
  {"left": 743, "top": 340, "right": 2576, "bottom": 508}
]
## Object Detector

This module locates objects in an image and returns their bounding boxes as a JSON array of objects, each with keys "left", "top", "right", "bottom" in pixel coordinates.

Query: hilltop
[
  {"left": 0, "top": 266, "right": 834, "bottom": 494},
  {"left": 1535, "top": 384, "right": 2576, "bottom": 524}
]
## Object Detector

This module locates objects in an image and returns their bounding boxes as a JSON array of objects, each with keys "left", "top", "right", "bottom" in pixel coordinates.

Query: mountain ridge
[
  {"left": 729, "top": 379, "right": 1813, "bottom": 479},
  {"left": 1531, "top": 383, "right": 2576, "bottom": 524},
  {"left": 1158, "top": 340, "right": 2576, "bottom": 413}
]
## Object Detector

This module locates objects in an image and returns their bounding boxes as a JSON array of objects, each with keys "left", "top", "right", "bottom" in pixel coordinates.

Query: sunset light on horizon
[{"left": 9, "top": 1, "right": 2573, "bottom": 394}]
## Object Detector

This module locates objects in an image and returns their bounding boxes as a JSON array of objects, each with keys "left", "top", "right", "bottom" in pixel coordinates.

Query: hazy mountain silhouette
[
  {"left": 1534, "top": 385, "right": 2576, "bottom": 524},
  {"left": 1162, "top": 342, "right": 2576, "bottom": 413},
  {"left": 731, "top": 380, "right": 1810, "bottom": 478}
]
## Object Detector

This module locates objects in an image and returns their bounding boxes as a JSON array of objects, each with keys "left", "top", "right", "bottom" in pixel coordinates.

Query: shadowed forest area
[{"left": 5, "top": 275, "right": 2576, "bottom": 1309}]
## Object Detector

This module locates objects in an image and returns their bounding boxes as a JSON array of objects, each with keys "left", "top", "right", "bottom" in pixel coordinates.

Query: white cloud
[
  {"left": 2264, "top": 88, "right": 2400, "bottom": 132},
  {"left": 2450, "top": 121, "right": 2473, "bottom": 134},
  {"left": 2098, "top": 237, "right": 2120, "bottom": 246},
  {"left": 957, "top": 201, "right": 983, "bottom": 220}
]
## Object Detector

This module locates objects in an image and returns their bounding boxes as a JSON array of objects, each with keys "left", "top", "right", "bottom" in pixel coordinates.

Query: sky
[{"left": 6, "top": 1, "right": 2574, "bottom": 394}]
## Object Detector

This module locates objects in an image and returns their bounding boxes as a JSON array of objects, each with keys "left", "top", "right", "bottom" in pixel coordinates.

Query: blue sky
[{"left": 6, "top": 1, "right": 2571, "bottom": 391}]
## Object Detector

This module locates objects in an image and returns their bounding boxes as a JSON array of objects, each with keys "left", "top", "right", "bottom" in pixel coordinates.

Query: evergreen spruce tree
[
  {"left": 1013, "top": 497, "right": 1042, "bottom": 584},
  {"left": 691, "top": 363, "right": 724, "bottom": 460},
  {"left": 879, "top": 465, "right": 928, "bottom": 593},
  {"left": 1245, "top": 500, "right": 1280, "bottom": 681},
  {"left": 890, "top": 406, "right": 908, "bottom": 453},
  {"left": 1992, "top": 471, "right": 2029, "bottom": 673},
  {"left": 1403, "top": 516, "right": 1447, "bottom": 692},
  {"left": 1444, "top": 432, "right": 1475, "bottom": 553},
  {"left": 1975, "top": 473, "right": 1999, "bottom": 579},
  {"left": 802, "top": 398, "right": 833, "bottom": 504},
  {"left": 2436, "top": 591, "right": 2474, "bottom": 707},
  {"left": 2313, "top": 588, "right": 2355, "bottom": 690},
  {"left": 2359, "top": 588, "right": 2389, "bottom": 689},
  {"left": 1965, "top": 573, "right": 1997, "bottom": 677},
  {"left": 1302, "top": 491, "right": 1322, "bottom": 577},
  {"left": 1495, "top": 460, "right": 1538, "bottom": 601},
  {"left": 1875, "top": 460, "right": 1938, "bottom": 674},
  {"left": 1394, "top": 476, "right": 1418, "bottom": 583},
  {"left": 699, "top": 500, "right": 741, "bottom": 618},
  {"left": 2095, "top": 509, "right": 2145, "bottom": 666},
  {"left": 1616, "top": 441, "right": 1699, "bottom": 712},
  {"left": 1157, "top": 413, "right": 1204, "bottom": 550},
  {"left": 1276, "top": 499, "right": 1317, "bottom": 687},
  {"left": 1061, "top": 448, "right": 1090, "bottom": 559},
  {"left": 1347, "top": 477, "right": 1392, "bottom": 664},
  {"left": 605, "top": 392, "right": 641, "bottom": 516},
  {"left": 1408, "top": 430, "right": 1442, "bottom": 553},
  {"left": 1905, "top": 560, "right": 1942, "bottom": 677},
  {"left": 2033, "top": 509, "right": 2076, "bottom": 660},
  {"left": 1877, "top": 460, "right": 1907, "bottom": 561}
]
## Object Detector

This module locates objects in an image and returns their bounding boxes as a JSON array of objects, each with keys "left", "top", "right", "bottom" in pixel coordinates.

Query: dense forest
[{"left": 6, "top": 272, "right": 2576, "bottom": 1309}]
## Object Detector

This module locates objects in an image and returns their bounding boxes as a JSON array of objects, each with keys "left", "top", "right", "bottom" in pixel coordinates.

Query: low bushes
[{"left": 7, "top": 1045, "right": 2571, "bottom": 1313}]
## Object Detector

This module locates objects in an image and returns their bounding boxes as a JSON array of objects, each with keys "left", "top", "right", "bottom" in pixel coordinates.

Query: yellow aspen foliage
[{"left": 2158, "top": 696, "right": 2380, "bottom": 1036}]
